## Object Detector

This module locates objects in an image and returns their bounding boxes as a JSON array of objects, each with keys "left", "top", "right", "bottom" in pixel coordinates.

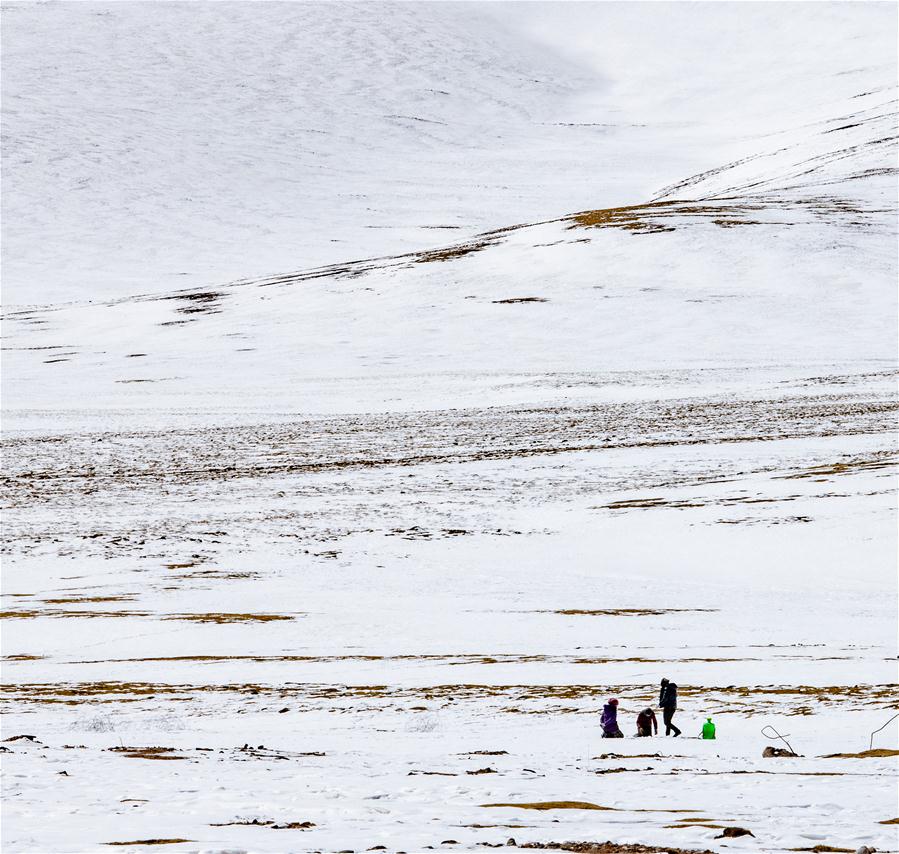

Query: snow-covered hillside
[
  {"left": 2, "top": 2, "right": 896, "bottom": 305},
  {"left": 1, "top": 4, "right": 897, "bottom": 854},
  {"left": 4, "top": 78, "right": 897, "bottom": 412}
]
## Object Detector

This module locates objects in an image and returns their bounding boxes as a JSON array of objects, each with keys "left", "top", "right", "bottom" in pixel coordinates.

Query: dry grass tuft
[
  {"left": 482, "top": 801, "right": 614, "bottom": 811},
  {"left": 164, "top": 613, "right": 294, "bottom": 623},
  {"left": 821, "top": 748, "right": 899, "bottom": 758},
  {"left": 413, "top": 239, "right": 496, "bottom": 264},
  {"left": 1, "top": 609, "right": 149, "bottom": 619},
  {"left": 567, "top": 198, "right": 784, "bottom": 235},
  {"left": 788, "top": 846, "right": 854, "bottom": 853},
  {"left": 110, "top": 746, "right": 186, "bottom": 760},
  {"left": 569, "top": 202, "right": 678, "bottom": 233},
  {"left": 519, "top": 842, "right": 715, "bottom": 853},
  {"left": 463, "top": 750, "right": 509, "bottom": 756},
  {"left": 553, "top": 608, "right": 716, "bottom": 617},
  {"left": 780, "top": 455, "right": 896, "bottom": 480}
]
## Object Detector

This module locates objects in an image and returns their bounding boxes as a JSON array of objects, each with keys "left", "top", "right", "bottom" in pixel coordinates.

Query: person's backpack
[{"left": 702, "top": 718, "right": 716, "bottom": 739}]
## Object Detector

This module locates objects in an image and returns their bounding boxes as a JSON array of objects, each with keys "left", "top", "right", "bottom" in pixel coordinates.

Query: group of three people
[{"left": 601, "top": 677, "right": 683, "bottom": 738}]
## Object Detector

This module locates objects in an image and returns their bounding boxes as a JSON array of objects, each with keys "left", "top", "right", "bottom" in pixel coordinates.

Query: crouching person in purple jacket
[{"left": 600, "top": 697, "right": 624, "bottom": 738}]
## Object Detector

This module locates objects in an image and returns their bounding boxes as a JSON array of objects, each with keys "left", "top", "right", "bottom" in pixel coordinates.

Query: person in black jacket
[{"left": 659, "top": 677, "right": 682, "bottom": 737}]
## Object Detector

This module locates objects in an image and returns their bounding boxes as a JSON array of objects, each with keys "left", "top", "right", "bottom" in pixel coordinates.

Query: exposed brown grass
[
  {"left": 552, "top": 608, "right": 716, "bottom": 617},
  {"left": 209, "top": 816, "right": 315, "bottom": 829},
  {"left": 109, "top": 746, "right": 186, "bottom": 760},
  {"left": 602, "top": 498, "right": 671, "bottom": 509},
  {"left": 71, "top": 651, "right": 729, "bottom": 666},
  {"left": 170, "top": 570, "right": 258, "bottom": 580},
  {"left": 482, "top": 801, "right": 613, "bottom": 811},
  {"left": 569, "top": 202, "right": 678, "bottom": 233},
  {"left": 0, "top": 609, "right": 149, "bottom": 619},
  {"left": 788, "top": 847, "right": 854, "bottom": 853},
  {"left": 519, "top": 843, "right": 714, "bottom": 853},
  {"left": 6, "top": 681, "right": 893, "bottom": 711},
  {"left": 414, "top": 239, "right": 496, "bottom": 264},
  {"left": 6, "top": 395, "right": 893, "bottom": 507},
  {"left": 105, "top": 841, "right": 192, "bottom": 847},
  {"left": 463, "top": 750, "right": 509, "bottom": 756},
  {"left": 163, "top": 613, "right": 294, "bottom": 623},
  {"left": 593, "top": 753, "right": 673, "bottom": 760},
  {"left": 567, "top": 199, "right": 776, "bottom": 235},
  {"left": 780, "top": 454, "right": 896, "bottom": 480},
  {"left": 821, "top": 748, "right": 899, "bottom": 758}
]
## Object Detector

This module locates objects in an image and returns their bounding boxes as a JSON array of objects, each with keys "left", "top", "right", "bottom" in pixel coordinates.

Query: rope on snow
[
  {"left": 761, "top": 724, "right": 796, "bottom": 755},
  {"left": 869, "top": 711, "right": 899, "bottom": 751}
]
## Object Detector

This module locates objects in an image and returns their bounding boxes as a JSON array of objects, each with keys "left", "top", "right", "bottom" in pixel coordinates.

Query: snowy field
[{"left": 2, "top": 3, "right": 898, "bottom": 854}]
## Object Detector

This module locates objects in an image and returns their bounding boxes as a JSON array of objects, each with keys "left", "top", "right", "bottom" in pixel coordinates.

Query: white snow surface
[
  {"left": 2, "top": 1, "right": 896, "bottom": 305},
  {"left": 1, "top": 3, "right": 898, "bottom": 854}
]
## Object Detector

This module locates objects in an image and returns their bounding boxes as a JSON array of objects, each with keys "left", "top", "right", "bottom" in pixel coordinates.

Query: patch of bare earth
[
  {"left": 517, "top": 843, "right": 714, "bottom": 854},
  {"left": 821, "top": 748, "right": 899, "bottom": 758},
  {"left": 482, "top": 801, "right": 614, "bottom": 811},
  {"left": 163, "top": 613, "right": 295, "bottom": 623},
  {"left": 109, "top": 746, "right": 187, "bottom": 760}
]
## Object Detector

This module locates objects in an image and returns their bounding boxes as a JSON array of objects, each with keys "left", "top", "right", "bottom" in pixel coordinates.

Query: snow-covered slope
[
  {"left": 2, "top": 5, "right": 897, "bottom": 854},
  {"left": 0, "top": 1, "right": 612, "bottom": 303},
  {"left": 2, "top": 1, "right": 896, "bottom": 305},
  {"left": 3, "top": 79, "right": 896, "bottom": 412}
]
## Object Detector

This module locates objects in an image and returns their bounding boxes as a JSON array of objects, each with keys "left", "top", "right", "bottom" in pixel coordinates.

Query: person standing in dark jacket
[{"left": 659, "top": 678, "right": 682, "bottom": 736}]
